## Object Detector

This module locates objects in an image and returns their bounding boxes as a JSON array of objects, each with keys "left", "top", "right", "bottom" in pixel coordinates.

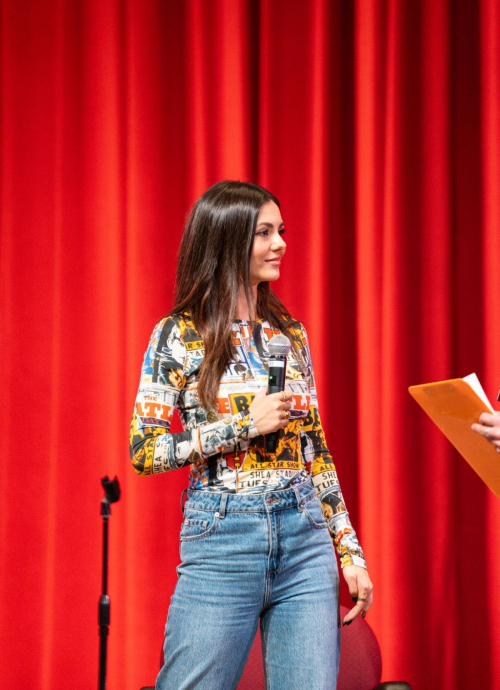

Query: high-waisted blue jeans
[{"left": 156, "top": 478, "right": 340, "bottom": 690}]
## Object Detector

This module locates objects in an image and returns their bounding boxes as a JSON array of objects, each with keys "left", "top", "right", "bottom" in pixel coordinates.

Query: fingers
[
  {"left": 269, "top": 391, "right": 292, "bottom": 414},
  {"left": 251, "top": 389, "right": 293, "bottom": 435},
  {"left": 280, "top": 413, "right": 291, "bottom": 428},
  {"left": 268, "top": 390, "right": 292, "bottom": 404},
  {"left": 343, "top": 601, "right": 365, "bottom": 626},
  {"left": 471, "top": 420, "right": 500, "bottom": 451},
  {"left": 343, "top": 589, "right": 373, "bottom": 626},
  {"left": 278, "top": 404, "right": 292, "bottom": 428},
  {"left": 478, "top": 412, "right": 498, "bottom": 425},
  {"left": 342, "top": 567, "right": 373, "bottom": 626},
  {"left": 471, "top": 423, "right": 490, "bottom": 437}
]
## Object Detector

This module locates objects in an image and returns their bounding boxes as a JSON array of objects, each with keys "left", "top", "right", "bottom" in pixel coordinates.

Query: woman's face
[{"left": 250, "top": 201, "right": 287, "bottom": 286}]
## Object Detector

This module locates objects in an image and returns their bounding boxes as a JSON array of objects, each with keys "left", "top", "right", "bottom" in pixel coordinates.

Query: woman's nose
[{"left": 271, "top": 234, "right": 286, "bottom": 251}]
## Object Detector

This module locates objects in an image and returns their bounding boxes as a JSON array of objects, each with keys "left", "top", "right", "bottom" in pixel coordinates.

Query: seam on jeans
[
  {"left": 186, "top": 502, "right": 312, "bottom": 512},
  {"left": 292, "top": 485, "right": 303, "bottom": 510},
  {"left": 182, "top": 505, "right": 265, "bottom": 514},
  {"left": 261, "top": 623, "right": 271, "bottom": 690},
  {"left": 182, "top": 505, "right": 212, "bottom": 513},
  {"left": 278, "top": 510, "right": 284, "bottom": 571},
  {"left": 179, "top": 514, "right": 220, "bottom": 542},
  {"left": 302, "top": 502, "right": 329, "bottom": 530},
  {"left": 184, "top": 497, "right": 317, "bottom": 513},
  {"left": 183, "top": 518, "right": 208, "bottom": 527},
  {"left": 268, "top": 511, "right": 283, "bottom": 574},
  {"left": 264, "top": 503, "right": 272, "bottom": 607},
  {"left": 301, "top": 491, "right": 317, "bottom": 505},
  {"left": 180, "top": 487, "right": 188, "bottom": 514}
]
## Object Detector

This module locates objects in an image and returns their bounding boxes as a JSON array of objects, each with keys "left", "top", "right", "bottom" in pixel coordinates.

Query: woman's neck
[{"left": 236, "top": 284, "right": 258, "bottom": 321}]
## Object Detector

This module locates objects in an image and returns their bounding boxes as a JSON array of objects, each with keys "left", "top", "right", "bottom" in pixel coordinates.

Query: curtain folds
[{"left": 1, "top": 1, "right": 499, "bottom": 688}]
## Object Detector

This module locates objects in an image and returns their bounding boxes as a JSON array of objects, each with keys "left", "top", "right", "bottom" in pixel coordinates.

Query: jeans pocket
[
  {"left": 180, "top": 509, "right": 219, "bottom": 541},
  {"left": 302, "top": 496, "right": 329, "bottom": 530}
]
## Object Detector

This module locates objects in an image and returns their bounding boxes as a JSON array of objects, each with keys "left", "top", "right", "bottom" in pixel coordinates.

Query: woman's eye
[{"left": 256, "top": 228, "right": 286, "bottom": 237}]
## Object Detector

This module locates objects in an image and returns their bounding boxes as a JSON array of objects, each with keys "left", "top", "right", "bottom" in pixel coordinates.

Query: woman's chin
[
  {"left": 262, "top": 267, "right": 281, "bottom": 282},
  {"left": 251, "top": 267, "right": 281, "bottom": 284}
]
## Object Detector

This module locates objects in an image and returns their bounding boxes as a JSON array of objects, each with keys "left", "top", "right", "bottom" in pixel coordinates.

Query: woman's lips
[{"left": 266, "top": 258, "right": 281, "bottom": 265}]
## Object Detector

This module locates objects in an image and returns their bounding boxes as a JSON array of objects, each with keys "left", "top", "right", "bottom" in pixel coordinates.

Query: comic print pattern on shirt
[{"left": 129, "top": 313, "right": 366, "bottom": 569}]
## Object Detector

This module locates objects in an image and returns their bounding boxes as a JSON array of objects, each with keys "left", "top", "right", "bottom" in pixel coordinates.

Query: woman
[{"left": 130, "top": 181, "right": 373, "bottom": 690}]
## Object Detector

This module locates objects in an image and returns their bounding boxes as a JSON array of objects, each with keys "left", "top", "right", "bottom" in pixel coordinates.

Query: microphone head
[{"left": 268, "top": 334, "right": 291, "bottom": 357}]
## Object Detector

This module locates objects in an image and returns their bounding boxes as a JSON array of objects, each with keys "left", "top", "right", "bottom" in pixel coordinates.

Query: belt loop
[
  {"left": 180, "top": 488, "right": 188, "bottom": 515},
  {"left": 293, "top": 486, "right": 303, "bottom": 511},
  {"left": 219, "top": 493, "right": 228, "bottom": 518}
]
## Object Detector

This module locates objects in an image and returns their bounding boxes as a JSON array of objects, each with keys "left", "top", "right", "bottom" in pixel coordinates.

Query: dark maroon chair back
[{"left": 337, "top": 605, "right": 382, "bottom": 689}]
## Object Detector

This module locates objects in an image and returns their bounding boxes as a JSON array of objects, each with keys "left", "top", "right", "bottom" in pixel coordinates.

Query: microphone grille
[{"left": 268, "top": 334, "right": 291, "bottom": 357}]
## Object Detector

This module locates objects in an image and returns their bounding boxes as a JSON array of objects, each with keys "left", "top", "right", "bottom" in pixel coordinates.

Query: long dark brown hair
[{"left": 169, "top": 180, "right": 304, "bottom": 411}]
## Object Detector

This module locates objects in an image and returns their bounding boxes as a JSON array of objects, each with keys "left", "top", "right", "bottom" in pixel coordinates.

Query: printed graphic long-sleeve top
[{"left": 129, "top": 313, "right": 366, "bottom": 569}]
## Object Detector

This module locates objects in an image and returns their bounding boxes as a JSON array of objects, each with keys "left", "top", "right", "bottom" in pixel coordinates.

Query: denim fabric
[{"left": 156, "top": 478, "right": 340, "bottom": 690}]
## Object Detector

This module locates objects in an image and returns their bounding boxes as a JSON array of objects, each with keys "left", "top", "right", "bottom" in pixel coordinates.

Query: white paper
[{"left": 462, "top": 373, "right": 495, "bottom": 412}]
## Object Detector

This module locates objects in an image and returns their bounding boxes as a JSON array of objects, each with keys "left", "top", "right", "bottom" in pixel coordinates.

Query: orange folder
[{"left": 409, "top": 374, "right": 500, "bottom": 497}]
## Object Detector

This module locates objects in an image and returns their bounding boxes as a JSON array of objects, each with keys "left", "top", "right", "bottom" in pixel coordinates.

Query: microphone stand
[{"left": 98, "top": 476, "right": 120, "bottom": 690}]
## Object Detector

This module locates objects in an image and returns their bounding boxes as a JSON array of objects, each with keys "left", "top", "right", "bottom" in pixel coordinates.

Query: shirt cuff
[
  {"left": 339, "top": 553, "right": 368, "bottom": 569},
  {"left": 196, "top": 411, "right": 259, "bottom": 458},
  {"left": 232, "top": 411, "right": 259, "bottom": 441}
]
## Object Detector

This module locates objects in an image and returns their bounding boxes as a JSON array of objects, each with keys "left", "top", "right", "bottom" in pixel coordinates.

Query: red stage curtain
[{"left": 1, "top": 1, "right": 500, "bottom": 688}]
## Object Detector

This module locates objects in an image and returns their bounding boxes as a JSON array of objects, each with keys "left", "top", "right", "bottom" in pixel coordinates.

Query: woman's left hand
[{"left": 341, "top": 565, "right": 373, "bottom": 626}]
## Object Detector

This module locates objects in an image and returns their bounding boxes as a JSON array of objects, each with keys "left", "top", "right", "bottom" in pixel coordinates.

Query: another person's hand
[
  {"left": 471, "top": 411, "right": 500, "bottom": 452},
  {"left": 341, "top": 565, "right": 374, "bottom": 626},
  {"left": 249, "top": 387, "right": 292, "bottom": 435}
]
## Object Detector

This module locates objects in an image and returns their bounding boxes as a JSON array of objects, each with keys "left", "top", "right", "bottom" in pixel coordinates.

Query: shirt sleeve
[
  {"left": 129, "top": 316, "right": 259, "bottom": 476},
  {"left": 299, "top": 323, "right": 367, "bottom": 570}
]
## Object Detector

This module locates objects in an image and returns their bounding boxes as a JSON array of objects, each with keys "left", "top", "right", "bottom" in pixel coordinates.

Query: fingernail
[{"left": 342, "top": 620, "right": 352, "bottom": 627}]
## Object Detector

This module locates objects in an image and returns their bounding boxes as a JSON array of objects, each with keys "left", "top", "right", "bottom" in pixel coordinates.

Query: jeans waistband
[{"left": 184, "top": 477, "right": 317, "bottom": 514}]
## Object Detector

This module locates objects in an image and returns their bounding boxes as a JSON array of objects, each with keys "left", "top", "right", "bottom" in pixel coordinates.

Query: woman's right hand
[{"left": 249, "top": 387, "right": 292, "bottom": 436}]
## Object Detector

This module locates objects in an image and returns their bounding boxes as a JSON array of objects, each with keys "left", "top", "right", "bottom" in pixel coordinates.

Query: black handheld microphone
[{"left": 265, "top": 334, "right": 291, "bottom": 454}]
